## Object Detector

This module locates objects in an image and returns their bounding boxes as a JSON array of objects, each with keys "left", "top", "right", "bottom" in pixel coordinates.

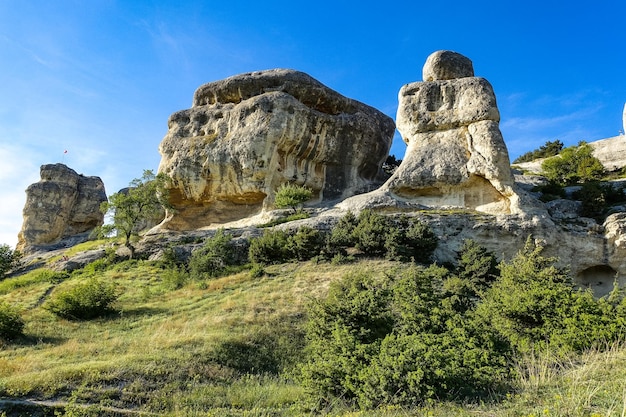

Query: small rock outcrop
[
  {"left": 157, "top": 69, "right": 395, "bottom": 230},
  {"left": 17, "top": 164, "right": 107, "bottom": 253},
  {"left": 386, "top": 50, "right": 518, "bottom": 214}
]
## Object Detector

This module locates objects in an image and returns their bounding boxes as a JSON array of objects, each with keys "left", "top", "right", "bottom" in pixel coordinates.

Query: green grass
[{"left": 0, "top": 258, "right": 625, "bottom": 416}]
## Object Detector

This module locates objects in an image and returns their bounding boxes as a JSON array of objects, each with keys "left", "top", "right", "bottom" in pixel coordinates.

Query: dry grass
[{"left": 1, "top": 258, "right": 625, "bottom": 416}]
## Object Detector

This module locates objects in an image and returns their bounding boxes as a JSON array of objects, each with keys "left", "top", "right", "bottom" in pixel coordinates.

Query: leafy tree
[
  {"left": 274, "top": 183, "right": 313, "bottom": 213},
  {"left": 513, "top": 139, "right": 564, "bottom": 164},
  {"left": 0, "top": 244, "right": 21, "bottom": 277},
  {"left": 100, "top": 170, "right": 170, "bottom": 258},
  {"left": 541, "top": 141, "right": 604, "bottom": 185}
]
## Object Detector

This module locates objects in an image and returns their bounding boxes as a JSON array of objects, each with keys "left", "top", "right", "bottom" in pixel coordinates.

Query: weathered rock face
[
  {"left": 383, "top": 50, "right": 518, "bottom": 214},
  {"left": 158, "top": 69, "right": 395, "bottom": 230},
  {"left": 17, "top": 164, "right": 107, "bottom": 253}
]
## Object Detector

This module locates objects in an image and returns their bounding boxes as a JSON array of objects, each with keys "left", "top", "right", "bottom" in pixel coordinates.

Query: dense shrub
[
  {"left": 45, "top": 278, "right": 120, "bottom": 320},
  {"left": 385, "top": 216, "right": 438, "bottom": 263},
  {"left": 249, "top": 227, "right": 327, "bottom": 265},
  {"left": 248, "top": 229, "right": 291, "bottom": 265},
  {"left": 572, "top": 181, "right": 626, "bottom": 220},
  {"left": 330, "top": 210, "right": 438, "bottom": 262},
  {"left": 285, "top": 226, "right": 325, "bottom": 261},
  {"left": 513, "top": 139, "right": 564, "bottom": 164},
  {"left": 533, "top": 180, "right": 566, "bottom": 202},
  {"left": 541, "top": 141, "right": 604, "bottom": 185},
  {"left": 0, "top": 244, "right": 21, "bottom": 277},
  {"left": 189, "top": 230, "right": 244, "bottom": 279},
  {"left": 301, "top": 238, "right": 626, "bottom": 408},
  {"left": 299, "top": 265, "right": 510, "bottom": 408},
  {"left": 0, "top": 302, "right": 24, "bottom": 340},
  {"left": 351, "top": 210, "right": 391, "bottom": 256},
  {"left": 477, "top": 238, "right": 626, "bottom": 354}
]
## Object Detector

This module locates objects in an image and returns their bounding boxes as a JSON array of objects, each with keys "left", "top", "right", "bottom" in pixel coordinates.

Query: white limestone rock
[
  {"left": 384, "top": 50, "right": 519, "bottom": 214},
  {"left": 17, "top": 164, "right": 107, "bottom": 253},
  {"left": 158, "top": 69, "right": 395, "bottom": 230}
]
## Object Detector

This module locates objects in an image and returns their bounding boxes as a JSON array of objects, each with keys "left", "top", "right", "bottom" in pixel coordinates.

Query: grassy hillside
[{"left": 0, "top": 240, "right": 625, "bottom": 416}]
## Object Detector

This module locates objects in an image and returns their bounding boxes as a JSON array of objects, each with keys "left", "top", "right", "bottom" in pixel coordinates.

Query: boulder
[
  {"left": 17, "top": 164, "right": 107, "bottom": 253},
  {"left": 157, "top": 69, "right": 395, "bottom": 230},
  {"left": 386, "top": 50, "right": 518, "bottom": 214}
]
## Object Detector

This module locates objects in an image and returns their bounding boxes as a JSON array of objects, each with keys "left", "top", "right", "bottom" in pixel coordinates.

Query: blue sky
[{"left": 1, "top": 0, "right": 625, "bottom": 247}]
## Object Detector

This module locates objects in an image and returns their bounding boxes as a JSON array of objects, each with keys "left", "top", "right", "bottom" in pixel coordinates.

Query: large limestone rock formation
[
  {"left": 383, "top": 50, "right": 518, "bottom": 214},
  {"left": 17, "top": 164, "right": 107, "bottom": 253},
  {"left": 158, "top": 69, "right": 395, "bottom": 230}
]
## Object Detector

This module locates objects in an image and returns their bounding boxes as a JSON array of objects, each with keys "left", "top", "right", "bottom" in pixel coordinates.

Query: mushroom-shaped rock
[
  {"left": 339, "top": 50, "right": 520, "bottom": 215},
  {"left": 158, "top": 69, "right": 395, "bottom": 230},
  {"left": 386, "top": 51, "right": 518, "bottom": 214},
  {"left": 17, "top": 164, "right": 107, "bottom": 253}
]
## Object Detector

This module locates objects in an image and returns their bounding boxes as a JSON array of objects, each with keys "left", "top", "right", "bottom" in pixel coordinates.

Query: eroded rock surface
[
  {"left": 158, "top": 69, "right": 395, "bottom": 230},
  {"left": 383, "top": 50, "right": 518, "bottom": 214},
  {"left": 17, "top": 164, "right": 107, "bottom": 253}
]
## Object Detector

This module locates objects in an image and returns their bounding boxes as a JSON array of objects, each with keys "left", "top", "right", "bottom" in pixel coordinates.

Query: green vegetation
[
  {"left": 100, "top": 170, "right": 170, "bottom": 258},
  {"left": 541, "top": 141, "right": 605, "bottom": 185},
  {"left": 1, "top": 221, "right": 626, "bottom": 416},
  {"left": 274, "top": 183, "right": 313, "bottom": 213},
  {"left": 44, "top": 277, "right": 120, "bottom": 320},
  {"left": 0, "top": 244, "right": 21, "bottom": 277},
  {"left": 189, "top": 229, "right": 246, "bottom": 280},
  {"left": 573, "top": 181, "right": 626, "bottom": 220},
  {"left": 513, "top": 139, "right": 564, "bottom": 164},
  {"left": 0, "top": 301, "right": 24, "bottom": 340}
]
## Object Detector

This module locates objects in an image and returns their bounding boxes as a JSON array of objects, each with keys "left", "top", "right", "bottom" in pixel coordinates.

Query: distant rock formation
[
  {"left": 17, "top": 164, "right": 107, "bottom": 253},
  {"left": 157, "top": 69, "right": 395, "bottom": 230},
  {"left": 340, "top": 50, "right": 520, "bottom": 214}
]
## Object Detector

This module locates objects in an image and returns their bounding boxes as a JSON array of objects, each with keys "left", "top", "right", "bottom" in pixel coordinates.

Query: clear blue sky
[{"left": 1, "top": 0, "right": 625, "bottom": 247}]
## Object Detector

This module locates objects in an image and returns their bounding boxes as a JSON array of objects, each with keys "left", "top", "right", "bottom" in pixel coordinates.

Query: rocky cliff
[
  {"left": 157, "top": 69, "right": 395, "bottom": 230},
  {"left": 17, "top": 164, "right": 107, "bottom": 253}
]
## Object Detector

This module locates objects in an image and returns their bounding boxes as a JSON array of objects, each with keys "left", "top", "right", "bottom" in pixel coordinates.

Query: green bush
[
  {"left": 0, "top": 302, "right": 24, "bottom": 340},
  {"left": 533, "top": 180, "right": 566, "bottom": 202},
  {"left": 385, "top": 216, "right": 438, "bottom": 263},
  {"left": 476, "top": 238, "right": 626, "bottom": 354},
  {"left": 541, "top": 141, "right": 604, "bottom": 185},
  {"left": 249, "top": 227, "right": 326, "bottom": 265},
  {"left": 189, "top": 230, "right": 243, "bottom": 280},
  {"left": 45, "top": 278, "right": 120, "bottom": 320},
  {"left": 573, "top": 181, "right": 626, "bottom": 220},
  {"left": 285, "top": 226, "right": 325, "bottom": 261},
  {"left": 351, "top": 210, "right": 390, "bottom": 256},
  {"left": 299, "top": 266, "right": 510, "bottom": 408},
  {"left": 274, "top": 183, "right": 313, "bottom": 213},
  {"left": 161, "top": 266, "right": 190, "bottom": 290},
  {"left": 0, "top": 244, "right": 21, "bottom": 277},
  {"left": 248, "top": 229, "right": 291, "bottom": 265}
]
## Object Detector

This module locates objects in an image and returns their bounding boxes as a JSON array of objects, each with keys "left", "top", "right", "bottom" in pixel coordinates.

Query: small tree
[
  {"left": 100, "top": 170, "right": 170, "bottom": 258},
  {"left": 0, "top": 244, "right": 21, "bottom": 277},
  {"left": 274, "top": 183, "right": 312, "bottom": 213},
  {"left": 541, "top": 141, "right": 604, "bottom": 185}
]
